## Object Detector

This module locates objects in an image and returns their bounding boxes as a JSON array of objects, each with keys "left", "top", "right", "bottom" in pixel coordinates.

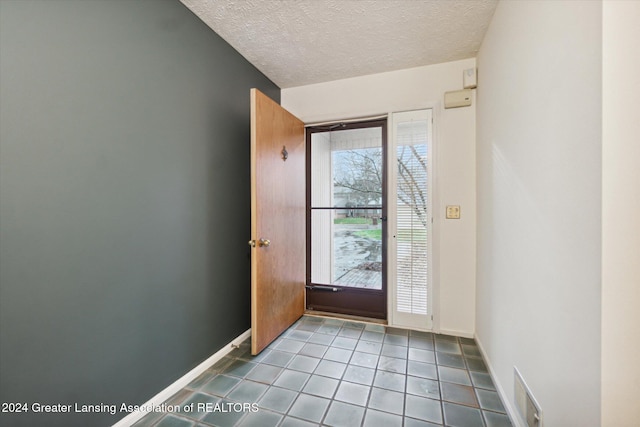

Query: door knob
[{"left": 248, "top": 239, "right": 270, "bottom": 247}]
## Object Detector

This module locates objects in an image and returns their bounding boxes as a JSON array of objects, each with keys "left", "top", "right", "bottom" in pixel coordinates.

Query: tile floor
[{"left": 133, "top": 315, "right": 513, "bottom": 427}]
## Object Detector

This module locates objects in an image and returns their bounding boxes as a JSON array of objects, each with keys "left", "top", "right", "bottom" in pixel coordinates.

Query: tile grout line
[{"left": 140, "top": 315, "right": 511, "bottom": 427}]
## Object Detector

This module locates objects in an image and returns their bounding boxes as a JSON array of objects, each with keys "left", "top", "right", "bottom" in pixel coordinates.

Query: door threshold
[{"left": 304, "top": 310, "right": 387, "bottom": 325}]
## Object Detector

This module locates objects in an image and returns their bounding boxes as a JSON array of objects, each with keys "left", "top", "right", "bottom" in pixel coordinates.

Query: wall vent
[{"left": 514, "top": 367, "right": 543, "bottom": 427}]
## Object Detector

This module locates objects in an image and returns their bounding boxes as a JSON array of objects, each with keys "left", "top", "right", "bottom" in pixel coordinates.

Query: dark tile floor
[{"left": 133, "top": 315, "right": 513, "bottom": 427}]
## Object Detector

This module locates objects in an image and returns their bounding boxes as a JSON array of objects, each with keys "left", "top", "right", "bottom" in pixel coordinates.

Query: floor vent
[{"left": 514, "top": 367, "right": 542, "bottom": 427}]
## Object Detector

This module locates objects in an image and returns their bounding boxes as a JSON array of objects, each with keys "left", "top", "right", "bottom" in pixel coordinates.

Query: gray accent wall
[{"left": 0, "top": 1, "right": 279, "bottom": 426}]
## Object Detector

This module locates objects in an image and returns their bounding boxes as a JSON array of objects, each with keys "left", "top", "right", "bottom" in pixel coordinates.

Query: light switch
[{"left": 446, "top": 205, "right": 461, "bottom": 219}]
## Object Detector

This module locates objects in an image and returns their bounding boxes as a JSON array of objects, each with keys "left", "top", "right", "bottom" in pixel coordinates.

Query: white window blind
[{"left": 395, "top": 120, "right": 429, "bottom": 315}]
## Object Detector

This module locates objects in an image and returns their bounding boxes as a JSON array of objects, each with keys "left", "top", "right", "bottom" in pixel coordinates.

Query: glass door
[{"left": 306, "top": 119, "right": 387, "bottom": 319}]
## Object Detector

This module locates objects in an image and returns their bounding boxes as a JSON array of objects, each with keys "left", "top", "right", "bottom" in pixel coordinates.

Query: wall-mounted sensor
[
  {"left": 463, "top": 68, "right": 477, "bottom": 89},
  {"left": 444, "top": 90, "right": 472, "bottom": 109}
]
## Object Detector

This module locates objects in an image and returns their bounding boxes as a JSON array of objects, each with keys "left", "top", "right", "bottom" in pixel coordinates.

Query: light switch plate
[{"left": 446, "top": 205, "right": 461, "bottom": 219}]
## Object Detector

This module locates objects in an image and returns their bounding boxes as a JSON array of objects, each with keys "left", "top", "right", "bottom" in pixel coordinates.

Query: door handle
[
  {"left": 306, "top": 285, "right": 342, "bottom": 292},
  {"left": 248, "top": 239, "right": 271, "bottom": 248}
]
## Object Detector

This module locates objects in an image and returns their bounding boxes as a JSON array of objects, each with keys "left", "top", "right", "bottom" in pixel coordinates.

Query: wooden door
[{"left": 250, "top": 89, "right": 305, "bottom": 355}]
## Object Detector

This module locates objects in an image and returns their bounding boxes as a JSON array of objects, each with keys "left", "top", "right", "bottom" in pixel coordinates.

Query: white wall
[
  {"left": 602, "top": 2, "right": 640, "bottom": 426},
  {"left": 282, "top": 59, "right": 477, "bottom": 336},
  {"left": 476, "top": 1, "right": 602, "bottom": 426}
]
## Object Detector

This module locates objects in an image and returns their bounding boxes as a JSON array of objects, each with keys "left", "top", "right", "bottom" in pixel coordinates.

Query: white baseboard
[
  {"left": 474, "top": 335, "right": 525, "bottom": 427},
  {"left": 438, "top": 328, "right": 474, "bottom": 339},
  {"left": 112, "top": 329, "right": 251, "bottom": 427}
]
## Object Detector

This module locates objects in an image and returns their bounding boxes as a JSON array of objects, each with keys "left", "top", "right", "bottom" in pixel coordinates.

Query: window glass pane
[
  {"left": 311, "top": 209, "right": 382, "bottom": 288},
  {"left": 310, "top": 126, "right": 383, "bottom": 290}
]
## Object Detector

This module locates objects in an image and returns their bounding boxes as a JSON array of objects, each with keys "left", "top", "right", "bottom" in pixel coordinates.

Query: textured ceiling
[{"left": 180, "top": 0, "right": 498, "bottom": 88}]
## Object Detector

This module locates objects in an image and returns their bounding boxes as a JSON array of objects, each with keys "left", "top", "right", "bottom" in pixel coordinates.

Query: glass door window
[{"left": 306, "top": 120, "right": 387, "bottom": 319}]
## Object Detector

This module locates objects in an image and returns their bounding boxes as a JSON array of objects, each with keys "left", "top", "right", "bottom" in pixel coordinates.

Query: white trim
[
  {"left": 387, "top": 114, "right": 396, "bottom": 327},
  {"left": 438, "top": 329, "right": 474, "bottom": 339},
  {"left": 475, "top": 335, "right": 525, "bottom": 427},
  {"left": 387, "top": 116, "right": 396, "bottom": 327},
  {"left": 112, "top": 329, "right": 251, "bottom": 427},
  {"left": 430, "top": 102, "right": 442, "bottom": 334}
]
